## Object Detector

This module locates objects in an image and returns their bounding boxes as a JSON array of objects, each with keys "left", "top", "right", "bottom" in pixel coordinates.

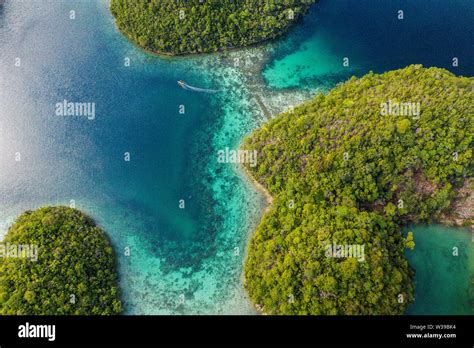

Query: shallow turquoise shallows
[
  {"left": 0, "top": 0, "right": 472, "bottom": 314},
  {"left": 405, "top": 225, "right": 473, "bottom": 315},
  {"left": 263, "top": 0, "right": 474, "bottom": 89}
]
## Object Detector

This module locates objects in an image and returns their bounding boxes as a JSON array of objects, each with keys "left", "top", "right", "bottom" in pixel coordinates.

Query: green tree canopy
[
  {"left": 0, "top": 207, "right": 122, "bottom": 315},
  {"left": 242, "top": 65, "right": 473, "bottom": 314},
  {"left": 110, "top": 0, "right": 316, "bottom": 55}
]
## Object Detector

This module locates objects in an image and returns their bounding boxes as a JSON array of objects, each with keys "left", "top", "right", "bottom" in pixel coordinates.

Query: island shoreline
[{"left": 108, "top": 1, "right": 317, "bottom": 59}]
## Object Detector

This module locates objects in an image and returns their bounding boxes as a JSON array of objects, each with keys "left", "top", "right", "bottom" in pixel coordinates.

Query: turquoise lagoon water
[
  {"left": 0, "top": 0, "right": 472, "bottom": 314},
  {"left": 405, "top": 225, "right": 473, "bottom": 315},
  {"left": 0, "top": 0, "right": 266, "bottom": 314},
  {"left": 264, "top": 0, "right": 474, "bottom": 90}
]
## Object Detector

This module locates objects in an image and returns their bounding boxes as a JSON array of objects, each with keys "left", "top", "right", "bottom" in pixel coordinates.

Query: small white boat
[{"left": 177, "top": 80, "right": 219, "bottom": 94}]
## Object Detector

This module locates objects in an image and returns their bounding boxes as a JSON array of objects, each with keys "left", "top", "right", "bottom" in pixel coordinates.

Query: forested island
[
  {"left": 0, "top": 207, "right": 122, "bottom": 315},
  {"left": 110, "top": 0, "right": 316, "bottom": 55},
  {"left": 242, "top": 65, "right": 473, "bottom": 315}
]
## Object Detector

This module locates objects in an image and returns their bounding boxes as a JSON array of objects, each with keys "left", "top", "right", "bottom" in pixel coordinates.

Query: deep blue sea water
[
  {"left": 263, "top": 0, "right": 474, "bottom": 89},
  {"left": 0, "top": 0, "right": 472, "bottom": 314}
]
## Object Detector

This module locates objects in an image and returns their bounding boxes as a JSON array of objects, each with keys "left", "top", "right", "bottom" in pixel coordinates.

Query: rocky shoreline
[{"left": 439, "top": 179, "right": 474, "bottom": 232}]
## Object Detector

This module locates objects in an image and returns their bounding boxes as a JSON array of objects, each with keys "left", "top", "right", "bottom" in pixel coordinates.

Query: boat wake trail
[{"left": 179, "top": 81, "right": 220, "bottom": 94}]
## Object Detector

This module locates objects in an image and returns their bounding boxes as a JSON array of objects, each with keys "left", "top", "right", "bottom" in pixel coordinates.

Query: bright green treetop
[
  {"left": 242, "top": 65, "right": 473, "bottom": 314},
  {"left": 0, "top": 207, "right": 122, "bottom": 315},
  {"left": 110, "top": 0, "right": 316, "bottom": 55}
]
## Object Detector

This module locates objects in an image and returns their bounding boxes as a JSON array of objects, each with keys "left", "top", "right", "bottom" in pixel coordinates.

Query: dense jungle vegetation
[
  {"left": 110, "top": 0, "right": 316, "bottom": 55},
  {"left": 0, "top": 207, "right": 122, "bottom": 315},
  {"left": 242, "top": 65, "right": 473, "bottom": 314}
]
